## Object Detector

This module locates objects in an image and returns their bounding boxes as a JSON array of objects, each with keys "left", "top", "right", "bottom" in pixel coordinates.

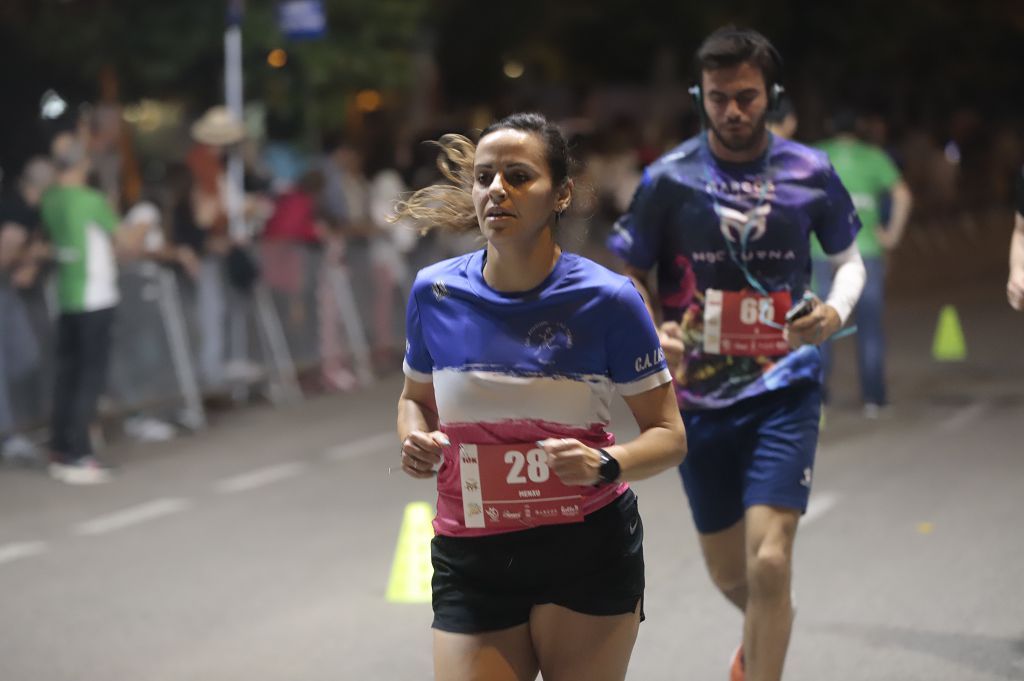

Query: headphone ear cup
[
  {"left": 769, "top": 84, "right": 785, "bottom": 112},
  {"left": 688, "top": 84, "right": 702, "bottom": 113},
  {"left": 688, "top": 84, "right": 707, "bottom": 127}
]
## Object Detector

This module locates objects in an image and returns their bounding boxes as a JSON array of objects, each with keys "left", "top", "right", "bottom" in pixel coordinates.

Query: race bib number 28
[
  {"left": 703, "top": 288, "right": 792, "bottom": 356},
  {"left": 460, "top": 443, "right": 583, "bottom": 530}
]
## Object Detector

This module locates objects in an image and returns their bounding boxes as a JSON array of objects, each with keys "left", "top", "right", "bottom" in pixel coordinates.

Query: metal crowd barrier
[{"left": 3, "top": 243, "right": 380, "bottom": 436}]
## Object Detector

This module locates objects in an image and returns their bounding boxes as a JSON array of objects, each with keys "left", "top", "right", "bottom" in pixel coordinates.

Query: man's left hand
[{"left": 785, "top": 295, "right": 842, "bottom": 348}]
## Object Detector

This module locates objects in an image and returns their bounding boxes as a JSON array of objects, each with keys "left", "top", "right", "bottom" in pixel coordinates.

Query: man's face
[{"left": 702, "top": 61, "right": 770, "bottom": 153}]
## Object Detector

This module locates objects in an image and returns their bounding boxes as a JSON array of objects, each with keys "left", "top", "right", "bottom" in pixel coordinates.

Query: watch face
[{"left": 599, "top": 450, "right": 620, "bottom": 484}]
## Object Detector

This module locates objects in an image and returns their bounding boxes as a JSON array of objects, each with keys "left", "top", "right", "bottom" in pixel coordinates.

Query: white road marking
[
  {"left": 803, "top": 491, "right": 840, "bottom": 526},
  {"left": 75, "top": 498, "right": 192, "bottom": 536},
  {"left": 215, "top": 462, "right": 306, "bottom": 494},
  {"left": 0, "top": 541, "right": 48, "bottom": 566},
  {"left": 325, "top": 432, "right": 396, "bottom": 462},
  {"left": 940, "top": 403, "right": 989, "bottom": 432}
]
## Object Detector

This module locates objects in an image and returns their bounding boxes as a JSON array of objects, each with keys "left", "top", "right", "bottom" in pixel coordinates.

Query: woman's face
[{"left": 472, "top": 129, "right": 570, "bottom": 244}]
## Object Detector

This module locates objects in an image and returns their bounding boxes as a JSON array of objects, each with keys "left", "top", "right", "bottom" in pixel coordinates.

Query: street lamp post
[{"left": 225, "top": 0, "right": 246, "bottom": 242}]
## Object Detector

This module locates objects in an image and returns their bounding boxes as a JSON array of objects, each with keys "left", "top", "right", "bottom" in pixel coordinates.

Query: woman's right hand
[{"left": 400, "top": 431, "right": 448, "bottom": 479}]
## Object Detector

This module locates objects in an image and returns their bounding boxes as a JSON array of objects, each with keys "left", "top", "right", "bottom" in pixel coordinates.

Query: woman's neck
[{"left": 483, "top": 230, "right": 561, "bottom": 292}]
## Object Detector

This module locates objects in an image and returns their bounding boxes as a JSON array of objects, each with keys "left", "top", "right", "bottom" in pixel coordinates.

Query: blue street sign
[{"left": 278, "top": 0, "right": 326, "bottom": 41}]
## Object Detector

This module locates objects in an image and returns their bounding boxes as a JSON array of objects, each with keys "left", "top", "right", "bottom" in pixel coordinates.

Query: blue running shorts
[{"left": 679, "top": 382, "right": 822, "bottom": 534}]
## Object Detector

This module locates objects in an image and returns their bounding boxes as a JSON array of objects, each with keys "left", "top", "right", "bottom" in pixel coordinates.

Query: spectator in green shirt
[
  {"left": 40, "top": 133, "right": 125, "bottom": 484},
  {"left": 812, "top": 109, "right": 913, "bottom": 417}
]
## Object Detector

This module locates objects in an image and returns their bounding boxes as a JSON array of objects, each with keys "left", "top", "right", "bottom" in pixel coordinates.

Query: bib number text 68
[{"left": 740, "top": 297, "right": 774, "bottom": 325}]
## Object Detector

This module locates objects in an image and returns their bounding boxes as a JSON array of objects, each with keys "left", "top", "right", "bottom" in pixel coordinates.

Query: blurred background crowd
[{"left": 1, "top": 0, "right": 1021, "bottom": 470}]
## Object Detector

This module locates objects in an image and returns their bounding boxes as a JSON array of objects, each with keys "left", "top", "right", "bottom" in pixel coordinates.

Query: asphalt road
[{"left": 1, "top": 289, "right": 1022, "bottom": 681}]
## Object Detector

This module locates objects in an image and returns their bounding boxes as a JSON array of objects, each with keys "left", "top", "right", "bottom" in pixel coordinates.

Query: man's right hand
[{"left": 659, "top": 321, "right": 685, "bottom": 371}]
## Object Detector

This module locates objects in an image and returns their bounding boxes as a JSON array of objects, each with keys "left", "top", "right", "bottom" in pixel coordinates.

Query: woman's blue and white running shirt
[{"left": 403, "top": 249, "right": 671, "bottom": 537}]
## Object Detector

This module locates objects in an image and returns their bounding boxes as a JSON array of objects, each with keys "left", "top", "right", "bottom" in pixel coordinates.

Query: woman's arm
[
  {"left": 541, "top": 381, "right": 686, "bottom": 486},
  {"left": 397, "top": 376, "right": 447, "bottom": 479}
]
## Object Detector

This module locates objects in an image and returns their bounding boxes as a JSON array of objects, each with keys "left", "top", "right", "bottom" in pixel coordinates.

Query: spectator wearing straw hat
[{"left": 182, "top": 106, "right": 248, "bottom": 391}]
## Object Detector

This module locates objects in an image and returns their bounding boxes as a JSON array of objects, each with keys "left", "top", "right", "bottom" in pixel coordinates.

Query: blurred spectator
[
  {"left": 318, "top": 134, "right": 350, "bottom": 227},
  {"left": 319, "top": 139, "right": 403, "bottom": 367},
  {"left": 365, "top": 140, "right": 418, "bottom": 367},
  {"left": 315, "top": 206, "right": 359, "bottom": 393},
  {"left": 579, "top": 117, "right": 643, "bottom": 267},
  {"left": 184, "top": 106, "right": 245, "bottom": 391},
  {"left": 0, "top": 157, "right": 55, "bottom": 290},
  {"left": 586, "top": 116, "right": 643, "bottom": 218},
  {"left": 40, "top": 133, "right": 132, "bottom": 483},
  {"left": 0, "top": 158, "right": 55, "bottom": 463},
  {"left": 261, "top": 168, "right": 325, "bottom": 332},
  {"left": 165, "top": 163, "right": 203, "bottom": 280},
  {"left": 813, "top": 109, "right": 913, "bottom": 416},
  {"left": 84, "top": 65, "right": 143, "bottom": 211},
  {"left": 115, "top": 201, "right": 180, "bottom": 443}
]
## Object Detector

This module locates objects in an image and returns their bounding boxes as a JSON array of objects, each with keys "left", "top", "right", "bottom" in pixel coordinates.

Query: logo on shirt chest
[
  {"left": 525, "top": 321, "right": 574, "bottom": 365},
  {"left": 432, "top": 280, "right": 450, "bottom": 301},
  {"left": 689, "top": 204, "right": 798, "bottom": 264},
  {"left": 718, "top": 204, "right": 772, "bottom": 243}
]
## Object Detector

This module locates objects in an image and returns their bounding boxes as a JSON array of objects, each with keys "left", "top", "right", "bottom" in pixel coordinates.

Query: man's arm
[
  {"left": 788, "top": 243, "right": 866, "bottom": 347},
  {"left": 1007, "top": 212, "right": 1024, "bottom": 311},
  {"left": 878, "top": 179, "right": 913, "bottom": 250},
  {"left": 622, "top": 264, "right": 685, "bottom": 374}
]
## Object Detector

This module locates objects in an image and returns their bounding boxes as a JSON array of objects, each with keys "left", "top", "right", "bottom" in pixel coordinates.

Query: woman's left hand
[{"left": 537, "top": 438, "right": 602, "bottom": 486}]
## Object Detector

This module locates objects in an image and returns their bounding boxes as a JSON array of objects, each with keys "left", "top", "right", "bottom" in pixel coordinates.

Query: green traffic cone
[
  {"left": 932, "top": 305, "right": 966, "bottom": 362},
  {"left": 386, "top": 502, "right": 434, "bottom": 603}
]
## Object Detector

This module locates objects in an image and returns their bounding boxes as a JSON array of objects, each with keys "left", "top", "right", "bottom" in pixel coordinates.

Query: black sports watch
[{"left": 596, "top": 448, "right": 621, "bottom": 485}]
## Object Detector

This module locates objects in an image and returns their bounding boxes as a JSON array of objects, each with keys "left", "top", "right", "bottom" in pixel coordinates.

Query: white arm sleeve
[{"left": 824, "top": 243, "right": 867, "bottom": 324}]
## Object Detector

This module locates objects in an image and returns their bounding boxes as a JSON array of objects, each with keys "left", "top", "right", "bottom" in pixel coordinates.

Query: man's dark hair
[{"left": 695, "top": 27, "right": 782, "bottom": 88}]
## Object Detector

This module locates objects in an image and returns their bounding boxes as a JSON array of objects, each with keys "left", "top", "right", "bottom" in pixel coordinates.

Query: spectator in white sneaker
[{"left": 41, "top": 133, "right": 141, "bottom": 484}]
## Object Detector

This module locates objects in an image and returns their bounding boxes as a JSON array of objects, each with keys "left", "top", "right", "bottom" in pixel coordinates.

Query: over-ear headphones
[{"left": 688, "top": 82, "right": 786, "bottom": 115}]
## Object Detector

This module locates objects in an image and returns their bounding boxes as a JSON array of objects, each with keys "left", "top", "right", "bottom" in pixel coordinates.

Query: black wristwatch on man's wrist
[{"left": 596, "top": 448, "right": 621, "bottom": 485}]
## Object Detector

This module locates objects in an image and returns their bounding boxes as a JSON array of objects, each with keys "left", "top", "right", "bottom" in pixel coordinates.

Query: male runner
[{"left": 608, "top": 27, "right": 867, "bottom": 681}]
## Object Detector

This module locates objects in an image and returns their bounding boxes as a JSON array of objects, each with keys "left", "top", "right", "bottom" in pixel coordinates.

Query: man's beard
[{"left": 708, "top": 113, "right": 768, "bottom": 153}]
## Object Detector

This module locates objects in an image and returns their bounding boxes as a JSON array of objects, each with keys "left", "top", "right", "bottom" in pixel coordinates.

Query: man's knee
[
  {"left": 747, "top": 545, "right": 791, "bottom": 600},
  {"left": 708, "top": 562, "right": 747, "bottom": 597}
]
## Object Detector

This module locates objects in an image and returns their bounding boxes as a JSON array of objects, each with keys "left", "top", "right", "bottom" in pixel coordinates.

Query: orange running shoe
[{"left": 729, "top": 643, "right": 745, "bottom": 681}]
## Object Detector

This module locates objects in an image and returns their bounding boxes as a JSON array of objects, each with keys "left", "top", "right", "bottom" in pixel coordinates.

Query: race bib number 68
[{"left": 703, "top": 288, "right": 792, "bottom": 356}]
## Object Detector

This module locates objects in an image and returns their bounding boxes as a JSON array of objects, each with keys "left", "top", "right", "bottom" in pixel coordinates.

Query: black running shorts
[{"left": 430, "top": 489, "right": 645, "bottom": 634}]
